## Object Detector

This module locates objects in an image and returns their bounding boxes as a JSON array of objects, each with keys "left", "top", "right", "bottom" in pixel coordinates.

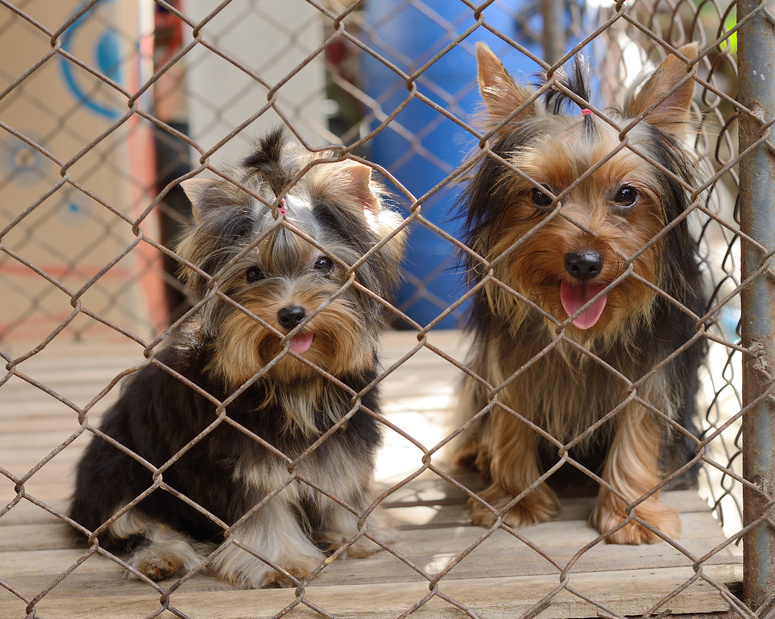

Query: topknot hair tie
[
  {"left": 581, "top": 108, "right": 593, "bottom": 117},
  {"left": 278, "top": 196, "right": 287, "bottom": 217}
]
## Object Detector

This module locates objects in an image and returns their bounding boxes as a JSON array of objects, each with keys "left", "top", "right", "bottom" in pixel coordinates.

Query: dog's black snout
[
  {"left": 277, "top": 305, "right": 307, "bottom": 329},
  {"left": 564, "top": 250, "right": 604, "bottom": 281}
]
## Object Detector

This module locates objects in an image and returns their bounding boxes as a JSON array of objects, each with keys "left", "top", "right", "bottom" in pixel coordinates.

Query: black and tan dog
[
  {"left": 454, "top": 44, "right": 706, "bottom": 544},
  {"left": 70, "top": 129, "right": 406, "bottom": 586}
]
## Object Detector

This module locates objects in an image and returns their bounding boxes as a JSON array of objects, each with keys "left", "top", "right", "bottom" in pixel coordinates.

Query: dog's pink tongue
[
  {"left": 560, "top": 282, "right": 607, "bottom": 330},
  {"left": 289, "top": 333, "right": 314, "bottom": 354}
]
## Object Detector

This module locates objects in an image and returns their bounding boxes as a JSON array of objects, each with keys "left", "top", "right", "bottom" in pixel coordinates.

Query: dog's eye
[
  {"left": 613, "top": 186, "right": 639, "bottom": 208},
  {"left": 530, "top": 187, "right": 555, "bottom": 209},
  {"left": 314, "top": 256, "right": 334, "bottom": 274},
  {"left": 246, "top": 266, "right": 265, "bottom": 283}
]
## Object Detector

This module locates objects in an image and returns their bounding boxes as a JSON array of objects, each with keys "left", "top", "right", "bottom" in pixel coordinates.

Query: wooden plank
[
  {"left": 383, "top": 482, "right": 713, "bottom": 510},
  {"left": 1, "top": 445, "right": 86, "bottom": 468},
  {"left": 1, "top": 482, "right": 80, "bottom": 504},
  {"left": 0, "top": 511, "right": 741, "bottom": 585},
  {"left": 0, "top": 484, "right": 718, "bottom": 532},
  {"left": 384, "top": 487, "right": 718, "bottom": 528},
  {"left": 0, "top": 334, "right": 744, "bottom": 619},
  {"left": 0, "top": 401, "right": 111, "bottom": 423},
  {"left": 0, "top": 501, "right": 742, "bottom": 596},
  {"left": 1, "top": 564, "right": 741, "bottom": 619},
  {"left": 0, "top": 428, "right": 85, "bottom": 448},
  {"left": 0, "top": 500, "right": 69, "bottom": 526},
  {"left": 0, "top": 524, "right": 80, "bottom": 552}
]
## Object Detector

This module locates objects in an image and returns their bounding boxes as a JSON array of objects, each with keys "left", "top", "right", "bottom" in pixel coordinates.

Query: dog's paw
[
  {"left": 132, "top": 553, "right": 183, "bottom": 581},
  {"left": 469, "top": 485, "right": 560, "bottom": 528},
  {"left": 602, "top": 519, "right": 675, "bottom": 544},
  {"left": 591, "top": 494, "right": 681, "bottom": 544},
  {"left": 262, "top": 562, "right": 316, "bottom": 588},
  {"left": 122, "top": 523, "right": 205, "bottom": 582}
]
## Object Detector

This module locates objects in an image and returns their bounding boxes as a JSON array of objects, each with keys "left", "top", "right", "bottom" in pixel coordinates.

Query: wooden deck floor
[{"left": 1, "top": 331, "right": 742, "bottom": 618}]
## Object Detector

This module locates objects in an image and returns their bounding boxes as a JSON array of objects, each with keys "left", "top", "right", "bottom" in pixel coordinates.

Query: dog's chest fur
[{"left": 477, "top": 320, "right": 676, "bottom": 450}]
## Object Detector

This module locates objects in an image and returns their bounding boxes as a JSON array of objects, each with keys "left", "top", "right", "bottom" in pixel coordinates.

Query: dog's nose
[
  {"left": 277, "top": 305, "right": 307, "bottom": 329},
  {"left": 564, "top": 250, "right": 604, "bottom": 281}
]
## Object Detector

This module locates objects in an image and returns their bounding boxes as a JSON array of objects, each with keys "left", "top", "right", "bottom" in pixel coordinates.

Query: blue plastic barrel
[{"left": 363, "top": 1, "right": 544, "bottom": 328}]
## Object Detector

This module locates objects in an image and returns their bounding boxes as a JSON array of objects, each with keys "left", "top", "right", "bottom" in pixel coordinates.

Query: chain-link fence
[{"left": 1, "top": 0, "right": 772, "bottom": 617}]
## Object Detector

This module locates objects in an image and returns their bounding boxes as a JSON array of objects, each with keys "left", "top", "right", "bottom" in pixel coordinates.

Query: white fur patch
[{"left": 208, "top": 496, "right": 324, "bottom": 588}]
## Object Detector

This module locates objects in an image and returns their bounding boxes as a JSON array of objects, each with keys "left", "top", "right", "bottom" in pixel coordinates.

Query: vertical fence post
[
  {"left": 738, "top": 0, "right": 775, "bottom": 613},
  {"left": 541, "top": 0, "right": 564, "bottom": 64}
]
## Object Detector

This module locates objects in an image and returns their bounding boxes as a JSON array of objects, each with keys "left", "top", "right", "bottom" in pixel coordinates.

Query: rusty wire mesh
[{"left": 0, "top": 0, "right": 770, "bottom": 618}]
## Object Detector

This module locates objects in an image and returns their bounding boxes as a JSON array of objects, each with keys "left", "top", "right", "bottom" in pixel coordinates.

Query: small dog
[
  {"left": 454, "top": 43, "right": 706, "bottom": 544},
  {"left": 69, "top": 129, "right": 406, "bottom": 586}
]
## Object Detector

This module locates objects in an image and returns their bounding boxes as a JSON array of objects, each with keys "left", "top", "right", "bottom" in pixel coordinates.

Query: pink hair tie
[
  {"left": 581, "top": 108, "right": 593, "bottom": 117},
  {"left": 278, "top": 196, "right": 287, "bottom": 217}
]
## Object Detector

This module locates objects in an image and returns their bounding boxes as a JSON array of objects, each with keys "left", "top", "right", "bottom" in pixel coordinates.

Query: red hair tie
[
  {"left": 278, "top": 196, "right": 287, "bottom": 217},
  {"left": 581, "top": 108, "right": 593, "bottom": 117}
]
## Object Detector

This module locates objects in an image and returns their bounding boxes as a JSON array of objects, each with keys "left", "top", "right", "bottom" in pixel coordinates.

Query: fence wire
[{"left": 0, "top": 0, "right": 771, "bottom": 618}]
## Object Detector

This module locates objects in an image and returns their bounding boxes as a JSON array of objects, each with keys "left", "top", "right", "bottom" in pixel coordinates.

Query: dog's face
[
  {"left": 465, "top": 44, "right": 699, "bottom": 340},
  {"left": 484, "top": 119, "right": 670, "bottom": 337},
  {"left": 177, "top": 132, "right": 406, "bottom": 387}
]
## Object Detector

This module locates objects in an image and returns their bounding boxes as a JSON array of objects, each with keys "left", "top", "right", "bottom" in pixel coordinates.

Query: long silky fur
[
  {"left": 69, "top": 129, "right": 405, "bottom": 587},
  {"left": 461, "top": 63, "right": 705, "bottom": 455},
  {"left": 461, "top": 117, "right": 706, "bottom": 450},
  {"left": 456, "top": 45, "right": 707, "bottom": 543}
]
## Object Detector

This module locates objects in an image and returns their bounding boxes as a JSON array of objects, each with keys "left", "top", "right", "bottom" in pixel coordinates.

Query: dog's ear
[
  {"left": 476, "top": 42, "right": 537, "bottom": 128},
  {"left": 334, "top": 160, "right": 377, "bottom": 211},
  {"left": 180, "top": 177, "right": 246, "bottom": 222},
  {"left": 623, "top": 43, "right": 698, "bottom": 138},
  {"left": 326, "top": 160, "right": 407, "bottom": 263}
]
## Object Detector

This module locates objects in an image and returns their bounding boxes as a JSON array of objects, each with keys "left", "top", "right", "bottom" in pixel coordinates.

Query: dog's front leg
[
  {"left": 591, "top": 407, "right": 681, "bottom": 544},
  {"left": 469, "top": 408, "right": 560, "bottom": 528}
]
